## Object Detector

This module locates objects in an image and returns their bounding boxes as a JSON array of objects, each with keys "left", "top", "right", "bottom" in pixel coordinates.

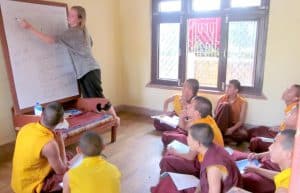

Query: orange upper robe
[
  {"left": 217, "top": 94, "right": 246, "bottom": 125},
  {"left": 193, "top": 116, "right": 224, "bottom": 161},
  {"left": 173, "top": 95, "right": 183, "bottom": 115},
  {"left": 279, "top": 102, "right": 298, "bottom": 131}
]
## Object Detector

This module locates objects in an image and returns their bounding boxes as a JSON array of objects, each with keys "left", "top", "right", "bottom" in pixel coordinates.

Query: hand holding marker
[{"left": 16, "top": 17, "right": 32, "bottom": 29}]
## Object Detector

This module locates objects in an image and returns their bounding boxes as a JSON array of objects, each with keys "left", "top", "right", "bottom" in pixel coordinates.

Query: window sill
[{"left": 146, "top": 83, "right": 267, "bottom": 100}]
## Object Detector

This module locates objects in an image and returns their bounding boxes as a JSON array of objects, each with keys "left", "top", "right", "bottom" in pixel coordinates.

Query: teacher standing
[{"left": 19, "top": 6, "right": 120, "bottom": 125}]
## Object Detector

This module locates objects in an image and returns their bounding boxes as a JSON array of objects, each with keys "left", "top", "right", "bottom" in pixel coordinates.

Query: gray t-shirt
[{"left": 56, "top": 27, "right": 100, "bottom": 79}]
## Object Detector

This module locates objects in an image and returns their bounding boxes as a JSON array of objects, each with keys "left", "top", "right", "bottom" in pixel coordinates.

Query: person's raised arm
[
  {"left": 244, "top": 166, "right": 279, "bottom": 180},
  {"left": 42, "top": 140, "right": 68, "bottom": 175},
  {"left": 163, "top": 96, "right": 176, "bottom": 113},
  {"left": 247, "top": 151, "right": 269, "bottom": 160},
  {"left": 206, "top": 166, "right": 223, "bottom": 193},
  {"left": 62, "top": 173, "right": 71, "bottom": 193},
  {"left": 178, "top": 109, "right": 191, "bottom": 130},
  {"left": 54, "top": 131, "right": 67, "bottom": 165},
  {"left": 19, "top": 19, "right": 55, "bottom": 44}
]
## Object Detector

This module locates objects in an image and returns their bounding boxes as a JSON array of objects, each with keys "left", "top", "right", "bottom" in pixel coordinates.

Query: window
[{"left": 151, "top": 0, "right": 270, "bottom": 94}]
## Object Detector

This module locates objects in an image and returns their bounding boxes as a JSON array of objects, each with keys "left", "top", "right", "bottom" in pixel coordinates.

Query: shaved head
[
  {"left": 42, "top": 102, "right": 64, "bottom": 129},
  {"left": 186, "top": 79, "right": 200, "bottom": 96},
  {"left": 79, "top": 132, "right": 104, "bottom": 156},
  {"left": 192, "top": 96, "right": 212, "bottom": 117},
  {"left": 189, "top": 123, "right": 214, "bottom": 147}
]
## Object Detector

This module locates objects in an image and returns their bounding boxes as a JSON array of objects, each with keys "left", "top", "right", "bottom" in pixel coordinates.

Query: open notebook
[
  {"left": 151, "top": 115, "right": 179, "bottom": 128},
  {"left": 257, "top": 137, "right": 275, "bottom": 143},
  {"left": 161, "top": 172, "right": 199, "bottom": 191},
  {"left": 167, "top": 140, "right": 190, "bottom": 154}
]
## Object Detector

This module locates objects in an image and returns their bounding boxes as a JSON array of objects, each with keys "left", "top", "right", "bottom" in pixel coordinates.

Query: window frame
[{"left": 151, "top": 0, "right": 270, "bottom": 95}]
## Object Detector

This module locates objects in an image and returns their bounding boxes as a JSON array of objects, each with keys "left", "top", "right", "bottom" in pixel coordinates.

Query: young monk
[
  {"left": 160, "top": 96, "right": 224, "bottom": 176},
  {"left": 243, "top": 129, "right": 296, "bottom": 193},
  {"left": 154, "top": 79, "right": 199, "bottom": 131},
  {"left": 214, "top": 79, "right": 248, "bottom": 144},
  {"left": 161, "top": 96, "right": 223, "bottom": 147},
  {"left": 151, "top": 123, "right": 242, "bottom": 193},
  {"left": 11, "top": 102, "right": 68, "bottom": 193},
  {"left": 248, "top": 84, "right": 300, "bottom": 152},
  {"left": 63, "top": 132, "right": 121, "bottom": 193}
]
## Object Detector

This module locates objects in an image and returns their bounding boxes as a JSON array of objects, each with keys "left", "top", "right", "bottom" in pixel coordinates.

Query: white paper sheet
[
  {"left": 167, "top": 140, "right": 190, "bottom": 154},
  {"left": 69, "top": 154, "right": 83, "bottom": 168},
  {"left": 59, "top": 154, "right": 84, "bottom": 187},
  {"left": 257, "top": 137, "right": 275, "bottom": 143},
  {"left": 225, "top": 147, "right": 234, "bottom": 155},
  {"left": 151, "top": 115, "right": 179, "bottom": 128},
  {"left": 168, "top": 172, "right": 199, "bottom": 191}
]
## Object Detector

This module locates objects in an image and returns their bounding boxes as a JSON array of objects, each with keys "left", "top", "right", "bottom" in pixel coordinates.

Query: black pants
[{"left": 78, "top": 69, "right": 104, "bottom": 98}]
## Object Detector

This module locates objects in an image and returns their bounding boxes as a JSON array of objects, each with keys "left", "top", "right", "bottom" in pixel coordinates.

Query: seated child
[
  {"left": 154, "top": 79, "right": 199, "bottom": 131},
  {"left": 62, "top": 132, "right": 121, "bottom": 193}
]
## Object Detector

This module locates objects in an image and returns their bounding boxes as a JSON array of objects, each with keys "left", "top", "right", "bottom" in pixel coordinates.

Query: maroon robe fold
[
  {"left": 247, "top": 126, "right": 277, "bottom": 153},
  {"left": 152, "top": 144, "right": 242, "bottom": 193},
  {"left": 154, "top": 118, "right": 178, "bottom": 132},
  {"left": 159, "top": 151, "right": 200, "bottom": 177},
  {"left": 247, "top": 126, "right": 277, "bottom": 139},
  {"left": 214, "top": 103, "right": 248, "bottom": 143},
  {"left": 161, "top": 129, "right": 188, "bottom": 147},
  {"left": 229, "top": 150, "right": 279, "bottom": 193},
  {"left": 41, "top": 151, "right": 74, "bottom": 193},
  {"left": 248, "top": 137, "right": 273, "bottom": 153},
  {"left": 150, "top": 175, "right": 196, "bottom": 193},
  {"left": 242, "top": 172, "right": 275, "bottom": 193}
]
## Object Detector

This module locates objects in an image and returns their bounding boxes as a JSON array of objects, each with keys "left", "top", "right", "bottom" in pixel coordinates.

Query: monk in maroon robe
[
  {"left": 151, "top": 123, "right": 242, "bottom": 193},
  {"left": 248, "top": 84, "right": 299, "bottom": 152},
  {"left": 214, "top": 79, "right": 248, "bottom": 144},
  {"left": 154, "top": 79, "right": 199, "bottom": 131}
]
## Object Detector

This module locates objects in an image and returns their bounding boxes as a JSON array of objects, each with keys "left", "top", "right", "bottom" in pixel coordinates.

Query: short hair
[
  {"left": 186, "top": 79, "right": 200, "bottom": 97},
  {"left": 190, "top": 123, "right": 214, "bottom": 147},
  {"left": 42, "top": 102, "right": 64, "bottom": 128},
  {"left": 79, "top": 132, "right": 104, "bottom": 156},
  {"left": 229, "top": 79, "right": 241, "bottom": 92},
  {"left": 279, "top": 129, "right": 296, "bottom": 151},
  {"left": 193, "top": 96, "right": 212, "bottom": 117},
  {"left": 292, "top": 84, "right": 300, "bottom": 98}
]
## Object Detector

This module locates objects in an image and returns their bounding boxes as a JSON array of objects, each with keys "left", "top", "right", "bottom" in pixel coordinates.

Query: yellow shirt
[
  {"left": 173, "top": 95, "right": 183, "bottom": 115},
  {"left": 274, "top": 168, "right": 291, "bottom": 190},
  {"left": 68, "top": 156, "right": 121, "bottom": 193},
  {"left": 193, "top": 116, "right": 224, "bottom": 161},
  {"left": 274, "top": 168, "right": 292, "bottom": 189},
  {"left": 11, "top": 122, "right": 54, "bottom": 193}
]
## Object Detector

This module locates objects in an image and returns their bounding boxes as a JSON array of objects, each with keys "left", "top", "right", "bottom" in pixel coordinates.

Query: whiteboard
[{"left": 0, "top": 0, "right": 79, "bottom": 112}]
